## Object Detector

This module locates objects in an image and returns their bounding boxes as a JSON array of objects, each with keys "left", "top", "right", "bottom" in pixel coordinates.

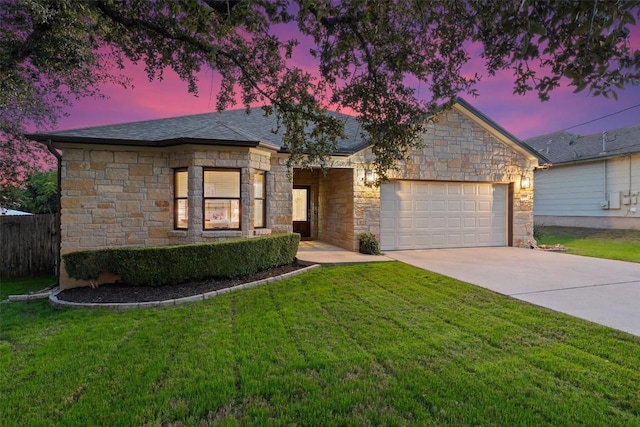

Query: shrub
[
  {"left": 533, "top": 223, "right": 545, "bottom": 241},
  {"left": 358, "top": 231, "right": 381, "bottom": 255},
  {"left": 63, "top": 233, "right": 301, "bottom": 287}
]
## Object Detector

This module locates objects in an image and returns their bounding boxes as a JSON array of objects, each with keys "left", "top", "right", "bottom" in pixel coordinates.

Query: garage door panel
[
  {"left": 380, "top": 181, "right": 507, "bottom": 250},
  {"left": 447, "top": 217, "right": 462, "bottom": 228},
  {"left": 477, "top": 200, "right": 492, "bottom": 212},
  {"left": 431, "top": 216, "right": 447, "bottom": 228},
  {"left": 447, "top": 183, "right": 463, "bottom": 195},
  {"left": 464, "top": 233, "right": 479, "bottom": 244},
  {"left": 398, "top": 200, "right": 413, "bottom": 212},
  {"left": 447, "top": 233, "right": 462, "bottom": 245},
  {"left": 478, "top": 217, "right": 491, "bottom": 227},
  {"left": 431, "top": 233, "right": 447, "bottom": 246},
  {"left": 415, "top": 201, "right": 430, "bottom": 212},
  {"left": 447, "top": 200, "right": 462, "bottom": 211},
  {"left": 478, "top": 185, "right": 492, "bottom": 195},
  {"left": 415, "top": 218, "right": 430, "bottom": 229},
  {"left": 463, "top": 184, "right": 477, "bottom": 195},
  {"left": 380, "top": 217, "right": 396, "bottom": 228},
  {"left": 463, "top": 201, "right": 476, "bottom": 211},
  {"left": 398, "top": 218, "right": 413, "bottom": 228},
  {"left": 464, "top": 217, "right": 477, "bottom": 228},
  {"left": 380, "top": 200, "right": 396, "bottom": 213}
]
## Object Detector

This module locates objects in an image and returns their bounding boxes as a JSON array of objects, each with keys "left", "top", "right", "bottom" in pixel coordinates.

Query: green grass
[
  {"left": 0, "top": 276, "right": 56, "bottom": 300},
  {"left": 537, "top": 226, "right": 640, "bottom": 262},
  {"left": 3, "top": 262, "right": 640, "bottom": 426}
]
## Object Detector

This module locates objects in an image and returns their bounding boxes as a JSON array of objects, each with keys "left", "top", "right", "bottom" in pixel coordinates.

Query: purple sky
[{"left": 56, "top": 27, "right": 640, "bottom": 141}]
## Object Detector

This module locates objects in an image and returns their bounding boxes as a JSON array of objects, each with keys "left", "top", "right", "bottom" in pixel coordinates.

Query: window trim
[
  {"left": 254, "top": 171, "right": 266, "bottom": 229},
  {"left": 202, "top": 168, "right": 241, "bottom": 231},
  {"left": 174, "top": 168, "right": 189, "bottom": 230}
]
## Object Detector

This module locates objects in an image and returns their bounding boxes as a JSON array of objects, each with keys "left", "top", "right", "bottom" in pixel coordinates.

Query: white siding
[{"left": 534, "top": 154, "right": 640, "bottom": 217}]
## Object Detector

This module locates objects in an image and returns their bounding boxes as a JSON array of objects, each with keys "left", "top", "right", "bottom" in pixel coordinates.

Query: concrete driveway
[{"left": 386, "top": 247, "right": 640, "bottom": 337}]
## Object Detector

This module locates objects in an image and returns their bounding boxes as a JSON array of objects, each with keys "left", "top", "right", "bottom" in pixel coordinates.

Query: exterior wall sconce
[
  {"left": 520, "top": 176, "right": 531, "bottom": 190},
  {"left": 364, "top": 169, "right": 378, "bottom": 185}
]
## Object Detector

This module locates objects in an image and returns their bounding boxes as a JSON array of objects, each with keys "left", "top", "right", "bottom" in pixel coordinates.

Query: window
[
  {"left": 204, "top": 169, "right": 240, "bottom": 230},
  {"left": 174, "top": 169, "right": 188, "bottom": 229},
  {"left": 254, "top": 172, "right": 266, "bottom": 228}
]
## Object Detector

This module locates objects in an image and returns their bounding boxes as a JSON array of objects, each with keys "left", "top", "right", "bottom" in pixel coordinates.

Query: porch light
[
  {"left": 520, "top": 175, "right": 531, "bottom": 189},
  {"left": 364, "top": 169, "right": 378, "bottom": 185}
]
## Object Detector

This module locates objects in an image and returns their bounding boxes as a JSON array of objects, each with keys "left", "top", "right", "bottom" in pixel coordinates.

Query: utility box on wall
[{"left": 609, "top": 191, "right": 621, "bottom": 209}]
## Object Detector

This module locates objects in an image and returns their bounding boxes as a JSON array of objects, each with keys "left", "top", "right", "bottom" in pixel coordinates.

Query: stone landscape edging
[{"left": 49, "top": 263, "right": 321, "bottom": 310}]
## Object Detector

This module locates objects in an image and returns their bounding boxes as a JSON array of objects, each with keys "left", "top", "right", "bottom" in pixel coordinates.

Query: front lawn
[
  {"left": 2, "top": 262, "right": 640, "bottom": 426},
  {"left": 537, "top": 226, "right": 640, "bottom": 262},
  {"left": 0, "top": 275, "right": 55, "bottom": 300}
]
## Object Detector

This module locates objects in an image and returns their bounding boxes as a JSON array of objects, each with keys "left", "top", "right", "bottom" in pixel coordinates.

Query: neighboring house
[
  {"left": 29, "top": 98, "right": 545, "bottom": 288},
  {"left": 525, "top": 124, "right": 640, "bottom": 230},
  {"left": 0, "top": 208, "right": 32, "bottom": 215}
]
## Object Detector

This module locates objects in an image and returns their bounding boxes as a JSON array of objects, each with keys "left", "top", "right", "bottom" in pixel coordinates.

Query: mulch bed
[{"left": 56, "top": 262, "right": 311, "bottom": 304}]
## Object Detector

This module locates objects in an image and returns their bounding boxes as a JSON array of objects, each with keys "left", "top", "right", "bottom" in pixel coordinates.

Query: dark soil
[{"left": 56, "top": 262, "right": 311, "bottom": 304}]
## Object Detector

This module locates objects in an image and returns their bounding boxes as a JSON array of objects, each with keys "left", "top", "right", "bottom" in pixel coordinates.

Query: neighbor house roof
[
  {"left": 0, "top": 208, "right": 32, "bottom": 216},
  {"left": 27, "top": 108, "right": 367, "bottom": 155},
  {"left": 525, "top": 124, "right": 640, "bottom": 165}
]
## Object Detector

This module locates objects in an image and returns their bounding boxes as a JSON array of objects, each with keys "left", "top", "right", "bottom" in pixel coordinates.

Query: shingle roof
[
  {"left": 28, "top": 100, "right": 541, "bottom": 161},
  {"left": 525, "top": 124, "right": 640, "bottom": 164},
  {"left": 28, "top": 108, "right": 367, "bottom": 154}
]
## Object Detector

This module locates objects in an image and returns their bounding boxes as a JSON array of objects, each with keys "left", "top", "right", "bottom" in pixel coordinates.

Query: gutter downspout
[
  {"left": 44, "top": 139, "right": 62, "bottom": 286},
  {"left": 603, "top": 159, "right": 608, "bottom": 206}
]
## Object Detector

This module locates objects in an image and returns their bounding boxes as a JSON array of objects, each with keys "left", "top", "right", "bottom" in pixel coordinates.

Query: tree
[
  {"left": 0, "top": 170, "right": 58, "bottom": 214},
  {"left": 19, "top": 170, "right": 58, "bottom": 214},
  {"left": 2, "top": 0, "right": 639, "bottom": 183}
]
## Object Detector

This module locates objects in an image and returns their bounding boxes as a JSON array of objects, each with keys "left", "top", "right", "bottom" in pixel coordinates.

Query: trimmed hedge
[{"left": 63, "top": 233, "right": 301, "bottom": 287}]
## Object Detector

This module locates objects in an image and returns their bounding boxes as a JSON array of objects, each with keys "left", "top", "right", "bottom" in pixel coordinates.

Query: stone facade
[
  {"left": 318, "top": 169, "right": 354, "bottom": 249},
  {"left": 54, "top": 102, "right": 539, "bottom": 288},
  {"left": 345, "top": 107, "right": 537, "bottom": 249},
  {"left": 57, "top": 144, "right": 290, "bottom": 288},
  {"left": 288, "top": 106, "right": 537, "bottom": 251}
]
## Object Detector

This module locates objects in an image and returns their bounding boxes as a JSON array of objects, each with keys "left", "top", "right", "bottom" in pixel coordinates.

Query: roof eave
[
  {"left": 27, "top": 133, "right": 281, "bottom": 151},
  {"left": 452, "top": 98, "right": 551, "bottom": 164},
  {"left": 549, "top": 150, "right": 640, "bottom": 166}
]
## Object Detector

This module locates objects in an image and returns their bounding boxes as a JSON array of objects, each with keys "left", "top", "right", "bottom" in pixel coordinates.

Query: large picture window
[
  {"left": 174, "top": 169, "right": 189, "bottom": 229},
  {"left": 254, "top": 172, "right": 266, "bottom": 228},
  {"left": 204, "top": 169, "right": 240, "bottom": 230}
]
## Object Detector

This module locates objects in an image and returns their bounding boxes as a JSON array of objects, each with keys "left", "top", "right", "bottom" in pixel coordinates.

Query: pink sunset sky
[{"left": 55, "top": 24, "right": 640, "bottom": 142}]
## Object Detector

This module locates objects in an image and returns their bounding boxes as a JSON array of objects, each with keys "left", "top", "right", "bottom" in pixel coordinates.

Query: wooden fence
[{"left": 1, "top": 214, "right": 58, "bottom": 278}]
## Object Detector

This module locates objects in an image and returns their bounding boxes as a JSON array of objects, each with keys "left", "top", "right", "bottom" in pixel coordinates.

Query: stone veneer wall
[
  {"left": 318, "top": 169, "right": 355, "bottom": 250},
  {"left": 268, "top": 155, "right": 294, "bottom": 233},
  {"left": 348, "top": 107, "right": 537, "bottom": 248},
  {"left": 59, "top": 146, "right": 172, "bottom": 257},
  {"left": 57, "top": 144, "right": 291, "bottom": 288}
]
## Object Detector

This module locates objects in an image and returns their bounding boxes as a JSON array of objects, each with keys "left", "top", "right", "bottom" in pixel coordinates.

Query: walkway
[{"left": 296, "top": 241, "right": 394, "bottom": 265}]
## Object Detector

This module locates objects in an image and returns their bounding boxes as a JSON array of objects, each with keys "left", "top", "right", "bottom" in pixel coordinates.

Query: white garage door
[{"left": 380, "top": 181, "right": 507, "bottom": 250}]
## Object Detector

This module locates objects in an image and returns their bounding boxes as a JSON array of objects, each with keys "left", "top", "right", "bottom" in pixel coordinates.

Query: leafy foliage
[
  {"left": 62, "top": 232, "right": 300, "bottom": 286},
  {"left": 0, "top": 170, "right": 57, "bottom": 214},
  {"left": 358, "top": 231, "right": 381, "bottom": 255},
  {"left": 3, "top": 0, "right": 640, "bottom": 182}
]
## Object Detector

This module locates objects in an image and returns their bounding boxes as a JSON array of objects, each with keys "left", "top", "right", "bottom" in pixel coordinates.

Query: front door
[{"left": 292, "top": 186, "right": 311, "bottom": 238}]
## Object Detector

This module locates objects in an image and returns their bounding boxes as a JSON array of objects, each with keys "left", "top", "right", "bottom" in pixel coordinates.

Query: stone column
[{"left": 188, "top": 165, "right": 203, "bottom": 239}]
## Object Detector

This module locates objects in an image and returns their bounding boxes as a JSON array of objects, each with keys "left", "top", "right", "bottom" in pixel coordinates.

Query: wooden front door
[{"left": 292, "top": 186, "right": 311, "bottom": 238}]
